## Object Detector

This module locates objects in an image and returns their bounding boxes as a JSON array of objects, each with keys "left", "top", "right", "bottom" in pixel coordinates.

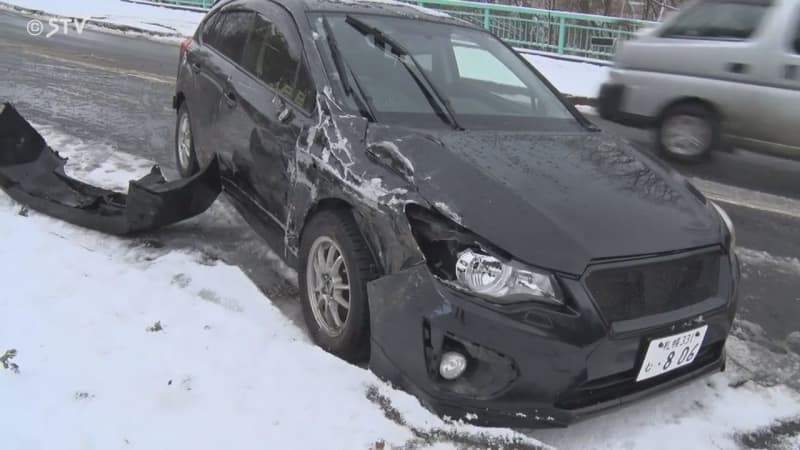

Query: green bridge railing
[{"left": 147, "top": 0, "right": 656, "bottom": 59}]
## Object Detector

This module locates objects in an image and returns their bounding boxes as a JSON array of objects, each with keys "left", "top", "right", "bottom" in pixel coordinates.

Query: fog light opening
[{"left": 439, "top": 351, "right": 468, "bottom": 380}]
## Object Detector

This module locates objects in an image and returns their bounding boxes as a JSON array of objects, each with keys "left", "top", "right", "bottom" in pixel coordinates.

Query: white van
[{"left": 598, "top": 0, "right": 800, "bottom": 161}]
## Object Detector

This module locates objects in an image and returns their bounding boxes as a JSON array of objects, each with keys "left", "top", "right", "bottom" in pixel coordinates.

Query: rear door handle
[
  {"left": 223, "top": 89, "right": 237, "bottom": 107},
  {"left": 725, "top": 62, "right": 749, "bottom": 74}
]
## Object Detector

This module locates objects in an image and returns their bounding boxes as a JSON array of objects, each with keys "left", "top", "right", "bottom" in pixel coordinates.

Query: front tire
[
  {"left": 657, "top": 103, "right": 719, "bottom": 162},
  {"left": 299, "top": 210, "right": 376, "bottom": 362},
  {"left": 175, "top": 103, "right": 199, "bottom": 178}
]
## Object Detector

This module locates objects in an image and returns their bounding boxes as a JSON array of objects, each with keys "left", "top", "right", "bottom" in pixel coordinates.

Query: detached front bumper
[
  {"left": 367, "top": 251, "right": 737, "bottom": 428},
  {"left": 0, "top": 103, "right": 221, "bottom": 235}
]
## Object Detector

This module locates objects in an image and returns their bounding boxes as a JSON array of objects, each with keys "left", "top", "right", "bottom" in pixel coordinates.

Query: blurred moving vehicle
[
  {"left": 599, "top": 0, "right": 800, "bottom": 161},
  {"left": 173, "top": 0, "right": 739, "bottom": 427}
]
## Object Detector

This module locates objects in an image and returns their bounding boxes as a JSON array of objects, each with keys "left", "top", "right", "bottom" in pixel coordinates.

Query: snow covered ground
[
  {"left": 0, "top": 0, "right": 611, "bottom": 98},
  {"left": 1, "top": 119, "right": 799, "bottom": 450}
]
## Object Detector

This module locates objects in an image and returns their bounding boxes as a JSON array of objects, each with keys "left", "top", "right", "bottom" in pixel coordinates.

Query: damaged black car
[{"left": 173, "top": 0, "right": 740, "bottom": 427}]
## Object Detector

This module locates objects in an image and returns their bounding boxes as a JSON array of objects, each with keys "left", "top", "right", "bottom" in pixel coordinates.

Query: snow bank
[
  {"left": 1, "top": 0, "right": 204, "bottom": 36},
  {"left": 0, "top": 125, "right": 543, "bottom": 450},
  {"left": 522, "top": 53, "right": 609, "bottom": 99}
]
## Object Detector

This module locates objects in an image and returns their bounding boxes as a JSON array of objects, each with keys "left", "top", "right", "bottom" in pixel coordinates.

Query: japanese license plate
[{"left": 636, "top": 325, "right": 708, "bottom": 382}]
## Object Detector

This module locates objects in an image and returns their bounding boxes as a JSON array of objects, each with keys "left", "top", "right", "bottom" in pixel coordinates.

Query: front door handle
[
  {"left": 190, "top": 62, "right": 202, "bottom": 73},
  {"left": 726, "top": 62, "right": 749, "bottom": 74},
  {"left": 272, "top": 96, "right": 293, "bottom": 124}
]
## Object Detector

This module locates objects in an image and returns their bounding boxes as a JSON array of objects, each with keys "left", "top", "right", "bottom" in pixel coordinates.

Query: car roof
[{"left": 218, "top": 0, "right": 474, "bottom": 28}]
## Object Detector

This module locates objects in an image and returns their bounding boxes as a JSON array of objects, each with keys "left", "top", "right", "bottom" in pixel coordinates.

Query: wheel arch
[
  {"left": 657, "top": 96, "right": 722, "bottom": 126},
  {"left": 173, "top": 91, "right": 186, "bottom": 112},
  {"left": 295, "top": 196, "right": 384, "bottom": 276}
]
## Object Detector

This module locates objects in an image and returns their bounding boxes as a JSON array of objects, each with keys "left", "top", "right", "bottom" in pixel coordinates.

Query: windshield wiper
[
  {"left": 344, "top": 15, "right": 462, "bottom": 131},
  {"left": 322, "top": 17, "right": 376, "bottom": 122}
]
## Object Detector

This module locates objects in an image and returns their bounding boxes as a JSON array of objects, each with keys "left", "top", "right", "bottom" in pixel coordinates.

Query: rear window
[
  {"left": 662, "top": 1, "right": 769, "bottom": 40},
  {"left": 203, "top": 10, "right": 253, "bottom": 63},
  {"left": 241, "top": 11, "right": 315, "bottom": 111}
]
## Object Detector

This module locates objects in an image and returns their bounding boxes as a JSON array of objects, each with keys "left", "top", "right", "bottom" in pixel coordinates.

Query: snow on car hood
[{"left": 366, "top": 126, "right": 723, "bottom": 275}]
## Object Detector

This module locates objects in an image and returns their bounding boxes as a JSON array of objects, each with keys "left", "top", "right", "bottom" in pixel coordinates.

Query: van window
[
  {"left": 206, "top": 11, "right": 253, "bottom": 63},
  {"left": 242, "top": 9, "right": 314, "bottom": 110},
  {"left": 793, "top": 15, "right": 800, "bottom": 53},
  {"left": 663, "top": 1, "right": 769, "bottom": 40}
]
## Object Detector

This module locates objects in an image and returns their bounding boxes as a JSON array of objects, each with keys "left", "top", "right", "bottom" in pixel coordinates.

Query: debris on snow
[
  {"left": 74, "top": 392, "right": 95, "bottom": 401},
  {"left": 145, "top": 321, "right": 163, "bottom": 333},
  {"left": 1, "top": 349, "right": 19, "bottom": 374}
]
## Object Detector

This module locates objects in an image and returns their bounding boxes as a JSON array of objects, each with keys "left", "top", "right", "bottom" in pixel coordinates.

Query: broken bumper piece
[{"left": 0, "top": 103, "right": 221, "bottom": 235}]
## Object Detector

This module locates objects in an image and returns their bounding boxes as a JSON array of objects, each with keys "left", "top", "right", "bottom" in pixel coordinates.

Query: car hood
[{"left": 365, "top": 127, "right": 722, "bottom": 275}]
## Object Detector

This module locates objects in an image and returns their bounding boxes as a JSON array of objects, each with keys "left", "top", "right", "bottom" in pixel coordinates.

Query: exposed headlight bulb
[{"left": 454, "top": 249, "right": 561, "bottom": 304}]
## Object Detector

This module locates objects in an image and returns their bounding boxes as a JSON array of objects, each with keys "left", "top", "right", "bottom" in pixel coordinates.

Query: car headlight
[
  {"left": 455, "top": 249, "right": 561, "bottom": 304},
  {"left": 406, "top": 205, "right": 563, "bottom": 306},
  {"left": 710, "top": 201, "right": 735, "bottom": 248}
]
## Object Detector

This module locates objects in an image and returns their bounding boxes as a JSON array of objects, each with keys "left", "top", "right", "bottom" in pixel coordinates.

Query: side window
[
  {"left": 793, "top": 14, "right": 800, "bottom": 54},
  {"left": 662, "top": 2, "right": 768, "bottom": 40},
  {"left": 201, "top": 12, "right": 222, "bottom": 48},
  {"left": 213, "top": 11, "right": 253, "bottom": 64},
  {"left": 242, "top": 9, "right": 315, "bottom": 110}
]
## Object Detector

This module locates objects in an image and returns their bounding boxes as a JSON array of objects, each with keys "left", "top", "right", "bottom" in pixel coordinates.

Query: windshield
[{"left": 313, "top": 14, "right": 579, "bottom": 131}]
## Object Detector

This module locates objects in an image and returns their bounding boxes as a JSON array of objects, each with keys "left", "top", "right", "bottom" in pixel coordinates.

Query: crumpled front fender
[{"left": 0, "top": 103, "right": 221, "bottom": 235}]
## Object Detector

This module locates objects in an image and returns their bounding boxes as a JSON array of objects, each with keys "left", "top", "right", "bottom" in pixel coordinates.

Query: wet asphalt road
[{"left": 1, "top": 8, "right": 799, "bottom": 383}]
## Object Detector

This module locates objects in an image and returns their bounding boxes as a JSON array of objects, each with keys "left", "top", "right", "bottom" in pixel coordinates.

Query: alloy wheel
[
  {"left": 306, "top": 236, "right": 351, "bottom": 337},
  {"left": 661, "top": 114, "right": 712, "bottom": 157},
  {"left": 177, "top": 112, "right": 192, "bottom": 171}
]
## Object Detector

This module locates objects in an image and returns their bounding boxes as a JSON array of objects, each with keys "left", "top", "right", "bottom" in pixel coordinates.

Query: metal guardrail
[
  {"left": 414, "top": 0, "right": 655, "bottom": 59},
  {"left": 143, "top": 0, "right": 657, "bottom": 59}
]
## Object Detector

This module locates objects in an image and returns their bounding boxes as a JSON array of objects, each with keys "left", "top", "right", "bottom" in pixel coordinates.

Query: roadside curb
[{"left": 0, "top": 1, "right": 185, "bottom": 40}]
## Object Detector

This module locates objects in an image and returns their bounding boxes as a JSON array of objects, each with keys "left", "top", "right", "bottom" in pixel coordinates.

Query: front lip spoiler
[{"left": 0, "top": 103, "right": 221, "bottom": 235}]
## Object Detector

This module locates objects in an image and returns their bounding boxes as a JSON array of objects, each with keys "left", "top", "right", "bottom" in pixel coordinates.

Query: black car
[{"left": 172, "top": 0, "right": 739, "bottom": 427}]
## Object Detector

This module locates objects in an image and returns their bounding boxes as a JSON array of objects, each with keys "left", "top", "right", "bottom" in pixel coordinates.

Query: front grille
[{"left": 585, "top": 249, "right": 721, "bottom": 323}]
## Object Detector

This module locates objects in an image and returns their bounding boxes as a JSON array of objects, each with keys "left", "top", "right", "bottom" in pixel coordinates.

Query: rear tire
[
  {"left": 657, "top": 103, "right": 719, "bottom": 162},
  {"left": 299, "top": 209, "right": 376, "bottom": 363},
  {"left": 175, "top": 103, "right": 199, "bottom": 178}
]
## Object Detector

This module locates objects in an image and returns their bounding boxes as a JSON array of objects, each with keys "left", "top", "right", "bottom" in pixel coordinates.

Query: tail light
[{"left": 179, "top": 37, "right": 192, "bottom": 58}]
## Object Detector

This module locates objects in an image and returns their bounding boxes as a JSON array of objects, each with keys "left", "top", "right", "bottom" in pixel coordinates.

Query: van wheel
[
  {"left": 299, "top": 209, "right": 376, "bottom": 363},
  {"left": 175, "top": 104, "right": 199, "bottom": 178},
  {"left": 657, "top": 103, "right": 719, "bottom": 162}
]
